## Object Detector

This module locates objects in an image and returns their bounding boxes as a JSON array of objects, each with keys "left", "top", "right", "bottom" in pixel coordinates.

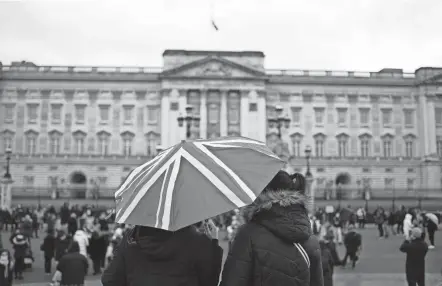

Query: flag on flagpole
[{"left": 211, "top": 19, "right": 219, "bottom": 31}]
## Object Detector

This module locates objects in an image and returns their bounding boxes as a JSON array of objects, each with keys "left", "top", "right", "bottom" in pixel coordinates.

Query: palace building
[{"left": 1, "top": 49, "right": 442, "bottom": 200}]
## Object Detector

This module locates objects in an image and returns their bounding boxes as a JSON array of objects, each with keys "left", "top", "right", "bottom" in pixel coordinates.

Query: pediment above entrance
[{"left": 161, "top": 56, "right": 266, "bottom": 79}]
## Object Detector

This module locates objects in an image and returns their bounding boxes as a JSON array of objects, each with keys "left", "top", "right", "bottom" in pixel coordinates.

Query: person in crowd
[
  {"left": 40, "top": 230, "right": 56, "bottom": 275},
  {"left": 373, "top": 207, "right": 386, "bottom": 238},
  {"left": 220, "top": 171, "right": 324, "bottom": 286},
  {"left": 20, "top": 215, "right": 33, "bottom": 243},
  {"left": 67, "top": 213, "right": 78, "bottom": 237},
  {"left": 89, "top": 223, "right": 107, "bottom": 275},
  {"left": 11, "top": 233, "right": 28, "bottom": 280},
  {"left": 0, "top": 249, "right": 14, "bottom": 286},
  {"left": 396, "top": 206, "right": 407, "bottom": 234},
  {"left": 106, "top": 227, "right": 124, "bottom": 264},
  {"left": 31, "top": 212, "right": 39, "bottom": 238},
  {"left": 55, "top": 230, "right": 71, "bottom": 264},
  {"left": 332, "top": 213, "right": 343, "bottom": 244},
  {"left": 60, "top": 203, "right": 70, "bottom": 228},
  {"left": 403, "top": 214, "right": 414, "bottom": 241},
  {"left": 52, "top": 241, "right": 89, "bottom": 286},
  {"left": 73, "top": 226, "right": 90, "bottom": 258},
  {"left": 102, "top": 219, "right": 223, "bottom": 286},
  {"left": 400, "top": 227, "right": 428, "bottom": 286},
  {"left": 356, "top": 207, "right": 366, "bottom": 229},
  {"left": 341, "top": 224, "right": 362, "bottom": 269},
  {"left": 319, "top": 239, "right": 334, "bottom": 286},
  {"left": 425, "top": 215, "right": 438, "bottom": 249}
]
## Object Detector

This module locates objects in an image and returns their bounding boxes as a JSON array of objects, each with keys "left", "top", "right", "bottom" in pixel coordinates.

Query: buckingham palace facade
[{"left": 1, "top": 49, "right": 442, "bottom": 200}]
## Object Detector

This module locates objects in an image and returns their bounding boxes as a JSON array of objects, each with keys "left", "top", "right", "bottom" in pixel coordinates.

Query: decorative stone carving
[
  {"left": 197, "top": 62, "right": 232, "bottom": 77},
  {"left": 64, "top": 89, "right": 75, "bottom": 101},
  {"left": 41, "top": 89, "right": 51, "bottom": 99},
  {"left": 88, "top": 89, "right": 99, "bottom": 102},
  {"left": 17, "top": 89, "right": 28, "bottom": 100},
  {"left": 135, "top": 90, "right": 146, "bottom": 101}
]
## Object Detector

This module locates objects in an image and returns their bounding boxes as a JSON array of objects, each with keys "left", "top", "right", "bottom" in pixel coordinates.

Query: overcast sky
[{"left": 1, "top": 0, "right": 441, "bottom": 72}]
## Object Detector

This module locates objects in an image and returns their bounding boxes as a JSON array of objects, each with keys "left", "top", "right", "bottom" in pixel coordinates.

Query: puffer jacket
[
  {"left": 220, "top": 190, "right": 324, "bottom": 286},
  {"left": 101, "top": 225, "right": 223, "bottom": 286}
]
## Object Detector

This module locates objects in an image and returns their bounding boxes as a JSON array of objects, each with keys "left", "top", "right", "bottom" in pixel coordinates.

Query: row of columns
[{"left": 160, "top": 88, "right": 267, "bottom": 147}]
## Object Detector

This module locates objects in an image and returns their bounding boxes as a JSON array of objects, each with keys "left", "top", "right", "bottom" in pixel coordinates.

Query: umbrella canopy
[
  {"left": 115, "top": 137, "right": 285, "bottom": 231},
  {"left": 425, "top": 213, "right": 439, "bottom": 225}
]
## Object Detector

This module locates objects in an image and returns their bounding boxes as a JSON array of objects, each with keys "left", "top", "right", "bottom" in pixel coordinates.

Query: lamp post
[
  {"left": 267, "top": 105, "right": 291, "bottom": 139},
  {"left": 177, "top": 105, "right": 200, "bottom": 139},
  {"left": 1, "top": 145, "right": 13, "bottom": 210},
  {"left": 304, "top": 145, "right": 314, "bottom": 213},
  {"left": 156, "top": 145, "right": 164, "bottom": 154}
]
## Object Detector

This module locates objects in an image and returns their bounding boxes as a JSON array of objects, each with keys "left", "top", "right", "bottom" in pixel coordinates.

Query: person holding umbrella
[
  {"left": 220, "top": 171, "right": 324, "bottom": 286},
  {"left": 103, "top": 137, "right": 286, "bottom": 286}
]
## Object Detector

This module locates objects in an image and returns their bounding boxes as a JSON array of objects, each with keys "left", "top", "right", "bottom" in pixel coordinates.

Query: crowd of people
[{"left": 0, "top": 171, "right": 439, "bottom": 286}]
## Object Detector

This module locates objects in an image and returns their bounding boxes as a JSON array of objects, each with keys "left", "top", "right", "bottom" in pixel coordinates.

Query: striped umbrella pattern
[{"left": 115, "top": 137, "right": 284, "bottom": 231}]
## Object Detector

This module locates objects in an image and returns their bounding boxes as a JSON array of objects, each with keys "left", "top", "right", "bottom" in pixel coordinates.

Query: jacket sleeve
[
  {"left": 304, "top": 235, "right": 324, "bottom": 286},
  {"left": 195, "top": 237, "right": 224, "bottom": 286},
  {"left": 219, "top": 226, "right": 253, "bottom": 286},
  {"left": 399, "top": 240, "right": 410, "bottom": 253},
  {"left": 101, "top": 233, "right": 127, "bottom": 286}
]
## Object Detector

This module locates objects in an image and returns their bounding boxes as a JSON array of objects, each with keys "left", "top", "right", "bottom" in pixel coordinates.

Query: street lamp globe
[
  {"left": 156, "top": 145, "right": 164, "bottom": 153},
  {"left": 185, "top": 104, "right": 194, "bottom": 114},
  {"left": 304, "top": 145, "right": 312, "bottom": 157},
  {"left": 177, "top": 113, "right": 184, "bottom": 127},
  {"left": 5, "top": 145, "right": 12, "bottom": 155},
  {"left": 283, "top": 114, "right": 291, "bottom": 128}
]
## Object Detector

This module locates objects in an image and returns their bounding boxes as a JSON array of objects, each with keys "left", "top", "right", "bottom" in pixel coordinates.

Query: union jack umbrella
[{"left": 115, "top": 136, "right": 284, "bottom": 231}]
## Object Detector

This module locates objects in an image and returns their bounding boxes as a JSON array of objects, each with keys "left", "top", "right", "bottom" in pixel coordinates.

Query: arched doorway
[
  {"left": 70, "top": 172, "right": 87, "bottom": 198},
  {"left": 335, "top": 173, "right": 351, "bottom": 200}
]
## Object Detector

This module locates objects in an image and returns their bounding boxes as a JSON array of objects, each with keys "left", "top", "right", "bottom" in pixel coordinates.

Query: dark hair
[
  {"left": 265, "top": 170, "right": 296, "bottom": 191},
  {"left": 67, "top": 241, "right": 80, "bottom": 253},
  {"left": 290, "top": 173, "right": 306, "bottom": 193}
]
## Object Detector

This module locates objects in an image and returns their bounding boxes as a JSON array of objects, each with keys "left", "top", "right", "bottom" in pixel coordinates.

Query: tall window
[
  {"left": 146, "top": 132, "right": 160, "bottom": 156},
  {"left": 73, "top": 132, "right": 86, "bottom": 155},
  {"left": 407, "top": 178, "right": 415, "bottom": 191},
  {"left": 49, "top": 132, "right": 62, "bottom": 155},
  {"left": 359, "top": 108, "right": 370, "bottom": 126},
  {"left": 404, "top": 109, "right": 414, "bottom": 127},
  {"left": 382, "top": 135, "right": 393, "bottom": 158},
  {"left": 208, "top": 104, "right": 220, "bottom": 124},
  {"left": 384, "top": 178, "right": 394, "bottom": 189},
  {"left": 3, "top": 104, "right": 15, "bottom": 123},
  {"left": 290, "top": 133, "right": 303, "bottom": 157},
  {"left": 27, "top": 104, "right": 39, "bottom": 123},
  {"left": 437, "top": 136, "right": 442, "bottom": 157},
  {"left": 404, "top": 135, "right": 415, "bottom": 158},
  {"left": 24, "top": 176, "right": 35, "bottom": 192},
  {"left": 122, "top": 132, "right": 134, "bottom": 156},
  {"left": 147, "top": 105, "right": 159, "bottom": 124},
  {"left": 99, "top": 105, "right": 110, "bottom": 124},
  {"left": 228, "top": 104, "right": 240, "bottom": 124},
  {"left": 337, "top": 134, "right": 349, "bottom": 157},
  {"left": 25, "top": 131, "right": 38, "bottom": 155},
  {"left": 2, "top": 131, "right": 13, "bottom": 152},
  {"left": 381, "top": 109, "right": 392, "bottom": 127},
  {"left": 291, "top": 107, "right": 301, "bottom": 125},
  {"left": 314, "top": 108, "right": 325, "bottom": 126},
  {"left": 97, "top": 132, "right": 110, "bottom": 156},
  {"left": 123, "top": 105, "right": 134, "bottom": 124},
  {"left": 314, "top": 134, "right": 325, "bottom": 158},
  {"left": 51, "top": 104, "right": 62, "bottom": 124},
  {"left": 360, "top": 134, "right": 371, "bottom": 158},
  {"left": 75, "top": 104, "right": 86, "bottom": 124},
  {"left": 337, "top": 108, "right": 347, "bottom": 126},
  {"left": 436, "top": 108, "right": 442, "bottom": 127}
]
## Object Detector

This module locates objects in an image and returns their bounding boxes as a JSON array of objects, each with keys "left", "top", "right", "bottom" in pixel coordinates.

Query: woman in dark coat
[
  {"left": 11, "top": 234, "right": 28, "bottom": 280},
  {"left": 101, "top": 222, "right": 223, "bottom": 286},
  {"left": 319, "top": 240, "right": 334, "bottom": 286},
  {"left": 220, "top": 171, "right": 324, "bottom": 286},
  {"left": 0, "top": 249, "right": 14, "bottom": 286}
]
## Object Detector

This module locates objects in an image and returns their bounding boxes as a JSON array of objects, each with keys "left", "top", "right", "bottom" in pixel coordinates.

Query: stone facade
[{"left": 1, "top": 50, "right": 442, "bottom": 199}]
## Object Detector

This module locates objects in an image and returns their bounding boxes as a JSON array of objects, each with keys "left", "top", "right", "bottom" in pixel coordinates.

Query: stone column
[
  {"left": 160, "top": 90, "right": 170, "bottom": 147},
  {"left": 178, "top": 89, "right": 187, "bottom": 142},
  {"left": 240, "top": 91, "right": 249, "bottom": 137},
  {"left": 0, "top": 178, "right": 14, "bottom": 210},
  {"left": 426, "top": 97, "right": 437, "bottom": 154},
  {"left": 200, "top": 90, "right": 208, "bottom": 139},
  {"left": 418, "top": 91, "right": 437, "bottom": 156},
  {"left": 257, "top": 91, "right": 267, "bottom": 142},
  {"left": 220, "top": 90, "right": 228, "bottom": 137}
]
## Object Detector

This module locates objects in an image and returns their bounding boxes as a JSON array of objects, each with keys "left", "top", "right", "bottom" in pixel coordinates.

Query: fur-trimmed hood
[{"left": 242, "top": 190, "right": 312, "bottom": 243}]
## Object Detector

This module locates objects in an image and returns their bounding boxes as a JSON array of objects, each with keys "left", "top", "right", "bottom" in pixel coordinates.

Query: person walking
[
  {"left": 425, "top": 215, "right": 438, "bottom": 249},
  {"left": 403, "top": 214, "right": 414, "bottom": 241},
  {"left": 220, "top": 171, "right": 324, "bottom": 286},
  {"left": 101, "top": 220, "right": 223, "bottom": 286},
  {"left": 341, "top": 225, "right": 362, "bottom": 269},
  {"left": 54, "top": 230, "right": 71, "bottom": 264},
  {"left": 399, "top": 228, "right": 428, "bottom": 286},
  {"left": 11, "top": 234, "right": 27, "bottom": 280},
  {"left": 0, "top": 249, "right": 14, "bottom": 286},
  {"left": 40, "top": 230, "right": 56, "bottom": 275},
  {"left": 52, "top": 241, "right": 89, "bottom": 286}
]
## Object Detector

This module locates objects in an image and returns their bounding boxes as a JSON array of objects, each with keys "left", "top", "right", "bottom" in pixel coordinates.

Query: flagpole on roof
[{"left": 210, "top": 0, "right": 219, "bottom": 31}]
